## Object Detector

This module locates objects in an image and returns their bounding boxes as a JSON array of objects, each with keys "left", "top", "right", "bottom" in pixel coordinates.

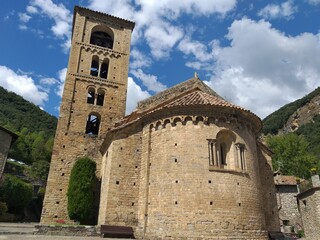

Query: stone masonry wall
[
  {"left": 99, "top": 130, "right": 142, "bottom": 226},
  {"left": 41, "top": 7, "right": 133, "bottom": 224},
  {"left": 298, "top": 188, "right": 320, "bottom": 240},
  {"left": 134, "top": 112, "right": 268, "bottom": 239},
  {"left": 257, "top": 144, "right": 281, "bottom": 232},
  {"left": 0, "top": 129, "right": 12, "bottom": 179}
]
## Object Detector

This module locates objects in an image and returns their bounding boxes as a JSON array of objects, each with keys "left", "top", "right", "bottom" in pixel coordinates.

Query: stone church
[{"left": 41, "top": 6, "right": 280, "bottom": 239}]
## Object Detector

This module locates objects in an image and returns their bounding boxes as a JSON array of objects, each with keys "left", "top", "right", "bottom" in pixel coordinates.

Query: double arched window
[
  {"left": 86, "top": 87, "right": 105, "bottom": 106},
  {"left": 208, "top": 130, "right": 246, "bottom": 171},
  {"left": 90, "top": 56, "right": 109, "bottom": 79}
]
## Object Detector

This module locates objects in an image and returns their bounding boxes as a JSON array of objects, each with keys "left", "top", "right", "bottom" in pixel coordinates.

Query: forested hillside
[
  {"left": 262, "top": 87, "right": 320, "bottom": 178},
  {"left": 0, "top": 86, "right": 57, "bottom": 181}
]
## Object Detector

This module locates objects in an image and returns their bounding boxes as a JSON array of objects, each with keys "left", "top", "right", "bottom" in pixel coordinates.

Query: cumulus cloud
[
  {"left": 0, "top": 65, "right": 48, "bottom": 106},
  {"left": 258, "top": 0, "right": 297, "bottom": 20},
  {"left": 204, "top": 18, "right": 320, "bottom": 118},
  {"left": 131, "top": 69, "right": 166, "bottom": 93},
  {"left": 22, "top": 0, "right": 72, "bottom": 52},
  {"left": 130, "top": 48, "right": 152, "bottom": 69},
  {"left": 126, "top": 77, "right": 151, "bottom": 114},
  {"left": 87, "top": 0, "right": 236, "bottom": 59}
]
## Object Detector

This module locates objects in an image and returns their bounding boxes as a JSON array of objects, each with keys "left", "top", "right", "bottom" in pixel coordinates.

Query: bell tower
[{"left": 41, "top": 6, "right": 134, "bottom": 224}]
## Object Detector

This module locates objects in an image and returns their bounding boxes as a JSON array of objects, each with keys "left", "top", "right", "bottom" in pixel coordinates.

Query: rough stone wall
[
  {"left": 99, "top": 129, "right": 142, "bottom": 227},
  {"left": 41, "top": 7, "right": 133, "bottom": 224},
  {"left": 257, "top": 144, "right": 281, "bottom": 232},
  {"left": 276, "top": 185, "right": 302, "bottom": 233},
  {"left": 0, "top": 129, "right": 12, "bottom": 179},
  {"left": 298, "top": 188, "right": 320, "bottom": 240},
  {"left": 134, "top": 112, "right": 268, "bottom": 239}
]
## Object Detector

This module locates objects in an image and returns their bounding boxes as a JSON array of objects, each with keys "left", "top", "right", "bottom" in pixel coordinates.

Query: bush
[
  {"left": 67, "top": 157, "right": 96, "bottom": 224},
  {"left": 0, "top": 174, "right": 33, "bottom": 214},
  {"left": 0, "top": 202, "right": 8, "bottom": 216}
]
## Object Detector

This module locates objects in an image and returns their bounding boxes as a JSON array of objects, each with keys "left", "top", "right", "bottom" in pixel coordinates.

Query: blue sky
[{"left": 0, "top": 0, "right": 319, "bottom": 119}]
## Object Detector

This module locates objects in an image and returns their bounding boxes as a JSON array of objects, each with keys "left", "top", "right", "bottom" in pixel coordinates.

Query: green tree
[
  {"left": 266, "top": 133, "right": 318, "bottom": 178},
  {"left": 0, "top": 174, "right": 33, "bottom": 214},
  {"left": 67, "top": 157, "right": 96, "bottom": 224}
]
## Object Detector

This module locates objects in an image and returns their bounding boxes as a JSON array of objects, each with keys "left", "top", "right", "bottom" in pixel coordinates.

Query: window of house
[
  {"left": 96, "top": 90, "right": 105, "bottom": 106},
  {"left": 220, "top": 143, "right": 227, "bottom": 165},
  {"left": 87, "top": 88, "right": 95, "bottom": 104},
  {"left": 85, "top": 114, "right": 100, "bottom": 135},
  {"left": 207, "top": 139, "right": 217, "bottom": 166},
  {"left": 90, "top": 31, "right": 113, "bottom": 49}
]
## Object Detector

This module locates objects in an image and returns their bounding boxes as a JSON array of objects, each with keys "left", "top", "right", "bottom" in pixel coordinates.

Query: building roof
[
  {"left": 274, "top": 175, "right": 298, "bottom": 186},
  {"left": 0, "top": 126, "right": 18, "bottom": 142},
  {"left": 113, "top": 80, "right": 260, "bottom": 131}
]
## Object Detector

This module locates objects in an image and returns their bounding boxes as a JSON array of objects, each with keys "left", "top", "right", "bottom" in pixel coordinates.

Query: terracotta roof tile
[{"left": 274, "top": 175, "right": 298, "bottom": 185}]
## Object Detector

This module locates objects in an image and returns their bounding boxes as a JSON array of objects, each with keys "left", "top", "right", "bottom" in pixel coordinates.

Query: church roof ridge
[{"left": 136, "top": 76, "right": 221, "bottom": 112}]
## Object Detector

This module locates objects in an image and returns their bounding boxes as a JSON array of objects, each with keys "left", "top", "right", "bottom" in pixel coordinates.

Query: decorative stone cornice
[
  {"left": 70, "top": 73, "right": 124, "bottom": 88},
  {"left": 76, "top": 42, "right": 125, "bottom": 57}
]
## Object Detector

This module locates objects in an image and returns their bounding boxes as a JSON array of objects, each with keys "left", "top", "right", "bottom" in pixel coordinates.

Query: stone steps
[{"left": 0, "top": 222, "right": 35, "bottom": 235}]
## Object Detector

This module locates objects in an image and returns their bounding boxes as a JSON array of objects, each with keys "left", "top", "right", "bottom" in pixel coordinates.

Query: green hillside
[
  {"left": 262, "top": 87, "right": 320, "bottom": 178},
  {"left": 0, "top": 86, "right": 57, "bottom": 136},
  {"left": 262, "top": 86, "right": 320, "bottom": 135}
]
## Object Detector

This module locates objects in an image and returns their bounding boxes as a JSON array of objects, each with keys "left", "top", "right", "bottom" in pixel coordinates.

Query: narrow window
[
  {"left": 207, "top": 139, "right": 217, "bottom": 166},
  {"left": 90, "top": 31, "right": 113, "bottom": 49},
  {"left": 90, "top": 56, "right": 99, "bottom": 77},
  {"left": 100, "top": 59, "right": 109, "bottom": 79},
  {"left": 220, "top": 143, "right": 227, "bottom": 165},
  {"left": 85, "top": 114, "right": 100, "bottom": 135},
  {"left": 96, "top": 90, "right": 105, "bottom": 106},
  {"left": 236, "top": 143, "right": 246, "bottom": 170},
  {"left": 87, "top": 88, "right": 95, "bottom": 104}
]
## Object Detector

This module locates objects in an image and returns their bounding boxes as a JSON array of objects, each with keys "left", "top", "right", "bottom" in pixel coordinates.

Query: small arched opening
[
  {"left": 96, "top": 89, "right": 105, "bottom": 106},
  {"left": 216, "top": 130, "right": 236, "bottom": 168},
  {"left": 87, "top": 87, "right": 95, "bottom": 104},
  {"left": 90, "top": 31, "right": 113, "bottom": 49},
  {"left": 90, "top": 55, "right": 99, "bottom": 77},
  {"left": 100, "top": 59, "right": 109, "bottom": 79},
  {"left": 85, "top": 113, "right": 100, "bottom": 135}
]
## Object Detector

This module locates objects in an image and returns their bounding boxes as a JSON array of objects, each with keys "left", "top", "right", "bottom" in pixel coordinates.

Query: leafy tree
[
  {"left": 0, "top": 174, "right": 33, "bottom": 214},
  {"left": 67, "top": 157, "right": 96, "bottom": 224},
  {"left": 266, "top": 133, "right": 318, "bottom": 178}
]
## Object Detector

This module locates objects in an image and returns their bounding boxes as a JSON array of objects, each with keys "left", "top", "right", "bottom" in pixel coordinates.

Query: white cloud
[
  {"left": 305, "top": 0, "right": 320, "bottom": 5},
  {"left": 131, "top": 69, "right": 166, "bottom": 93},
  {"left": 0, "top": 65, "right": 48, "bottom": 106},
  {"left": 258, "top": 0, "right": 297, "bottom": 20},
  {"left": 56, "top": 68, "right": 67, "bottom": 97},
  {"left": 204, "top": 18, "right": 320, "bottom": 118},
  {"left": 23, "top": 0, "right": 72, "bottom": 52},
  {"left": 130, "top": 49, "right": 152, "bottom": 69},
  {"left": 19, "top": 13, "right": 31, "bottom": 23},
  {"left": 126, "top": 77, "right": 151, "bottom": 114},
  {"left": 40, "top": 77, "right": 57, "bottom": 85},
  {"left": 88, "top": 0, "right": 236, "bottom": 59}
]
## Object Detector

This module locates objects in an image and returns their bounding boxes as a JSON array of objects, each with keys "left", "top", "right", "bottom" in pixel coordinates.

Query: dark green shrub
[
  {"left": 0, "top": 174, "right": 33, "bottom": 214},
  {"left": 0, "top": 202, "right": 8, "bottom": 216},
  {"left": 67, "top": 157, "right": 96, "bottom": 224}
]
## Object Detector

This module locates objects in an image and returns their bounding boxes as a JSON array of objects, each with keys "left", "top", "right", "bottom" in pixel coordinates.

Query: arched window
[
  {"left": 100, "top": 59, "right": 109, "bottom": 79},
  {"left": 90, "top": 31, "right": 113, "bottom": 49},
  {"left": 90, "top": 56, "right": 99, "bottom": 77},
  {"left": 216, "top": 130, "right": 236, "bottom": 168},
  {"left": 96, "top": 89, "right": 105, "bottom": 106},
  {"left": 87, "top": 88, "right": 95, "bottom": 104},
  {"left": 85, "top": 113, "right": 100, "bottom": 135}
]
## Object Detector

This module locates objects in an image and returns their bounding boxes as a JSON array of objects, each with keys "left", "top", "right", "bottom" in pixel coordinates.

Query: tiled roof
[
  {"left": 274, "top": 175, "right": 298, "bottom": 185},
  {"left": 113, "top": 89, "right": 259, "bottom": 130},
  {"left": 162, "top": 90, "right": 245, "bottom": 110}
]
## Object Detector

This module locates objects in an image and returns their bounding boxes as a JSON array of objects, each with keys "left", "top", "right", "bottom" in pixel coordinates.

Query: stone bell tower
[{"left": 41, "top": 6, "right": 134, "bottom": 224}]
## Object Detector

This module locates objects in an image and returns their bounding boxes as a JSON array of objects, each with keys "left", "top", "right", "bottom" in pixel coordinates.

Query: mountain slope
[{"left": 0, "top": 86, "right": 57, "bottom": 136}]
